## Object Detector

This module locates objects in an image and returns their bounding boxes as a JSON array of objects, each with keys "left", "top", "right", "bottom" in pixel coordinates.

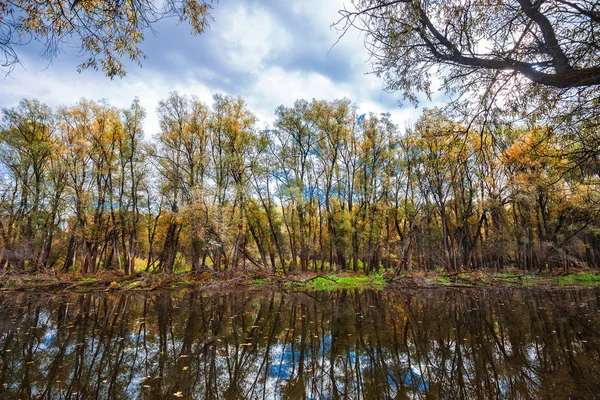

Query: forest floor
[{"left": 1, "top": 268, "right": 600, "bottom": 293}]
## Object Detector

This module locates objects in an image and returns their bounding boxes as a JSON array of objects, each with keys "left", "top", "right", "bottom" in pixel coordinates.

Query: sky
[{"left": 0, "top": 0, "right": 442, "bottom": 137}]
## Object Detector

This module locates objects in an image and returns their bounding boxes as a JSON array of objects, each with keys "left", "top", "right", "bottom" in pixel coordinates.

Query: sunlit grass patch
[
  {"left": 300, "top": 274, "right": 386, "bottom": 290},
  {"left": 124, "top": 281, "right": 141, "bottom": 289},
  {"left": 336, "top": 275, "right": 368, "bottom": 285},
  {"left": 310, "top": 277, "right": 335, "bottom": 287},
  {"left": 558, "top": 273, "right": 600, "bottom": 286}
]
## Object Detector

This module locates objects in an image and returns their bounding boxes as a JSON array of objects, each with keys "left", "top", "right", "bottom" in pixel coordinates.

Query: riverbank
[{"left": 1, "top": 269, "right": 600, "bottom": 293}]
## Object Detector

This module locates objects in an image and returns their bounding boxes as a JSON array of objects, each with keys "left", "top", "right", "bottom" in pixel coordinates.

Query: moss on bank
[
  {"left": 557, "top": 273, "right": 600, "bottom": 286},
  {"left": 281, "top": 274, "right": 386, "bottom": 291},
  {"left": 426, "top": 271, "right": 600, "bottom": 288}
]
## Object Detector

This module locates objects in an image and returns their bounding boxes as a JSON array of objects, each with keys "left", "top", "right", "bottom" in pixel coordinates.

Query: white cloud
[
  {"left": 218, "top": 4, "right": 292, "bottom": 71},
  {"left": 0, "top": 58, "right": 219, "bottom": 138},
  {"left": 0, "top": 0, "right": 441, "bottom": 137}
]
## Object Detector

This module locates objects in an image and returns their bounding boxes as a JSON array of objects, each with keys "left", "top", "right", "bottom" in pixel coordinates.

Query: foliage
[
  {"left": 0, "top": 0, "right": 214, "bottom": 77},
  {"left": 336, "top": 0, "right": 600, "bottom": 146},
  {"left": 2, "top": 95, "right": 600, "bottom": 277}
]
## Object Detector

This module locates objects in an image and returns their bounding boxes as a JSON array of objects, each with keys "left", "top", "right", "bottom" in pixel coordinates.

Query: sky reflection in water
[{"left": 0, "top": 288, "right": 599, "bottom": 399}]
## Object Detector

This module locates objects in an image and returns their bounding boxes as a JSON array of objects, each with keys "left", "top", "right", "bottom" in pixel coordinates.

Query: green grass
[
  {"left": 124, "top": 281, "right": 141, "bottom": 289},
  {"left": 81, "top": 277, "right": 97, "bottom": 282},
  {"left": 557, "top": 273, "right": 600, "bottom": 286},
  {"left": 438, "top": 276, "right": 451, "bottom": 284},
  {"left": 311, "top": 277, "right": 336, "bottom": 286},
  {"left": 297, "top": 274, "right": 386, "bottom": 290}
]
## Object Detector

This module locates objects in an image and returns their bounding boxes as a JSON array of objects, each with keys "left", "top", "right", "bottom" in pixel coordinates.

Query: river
[{"left": 0, "top": 288, "right": 599, "bottom": 399}]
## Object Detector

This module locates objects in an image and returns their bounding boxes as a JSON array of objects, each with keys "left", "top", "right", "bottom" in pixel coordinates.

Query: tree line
[{"left": 1, "top": 94, "right": 599, "bottom": 275}]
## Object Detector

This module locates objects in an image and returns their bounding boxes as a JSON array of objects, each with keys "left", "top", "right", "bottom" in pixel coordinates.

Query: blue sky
[{"left": 0, "top": 0, "right": 441, "bottom": 136}]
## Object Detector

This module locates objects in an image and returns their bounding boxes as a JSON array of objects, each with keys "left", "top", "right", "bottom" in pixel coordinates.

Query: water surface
[{"left": 1, "top": 288, "right": 599, "bottom": 399}]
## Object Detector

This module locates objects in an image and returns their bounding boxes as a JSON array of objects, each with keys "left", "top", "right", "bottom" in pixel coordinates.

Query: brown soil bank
[{"left": 1, "top": 269, "right": 600, "bottom": 293}]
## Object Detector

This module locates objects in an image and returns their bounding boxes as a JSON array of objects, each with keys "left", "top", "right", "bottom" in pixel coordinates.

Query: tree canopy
[
  {"left": 0, "top": 0, "right": 214, "bottom": 77},
  {"left": 337, "top": 0, "right": 600, "bottom": 122}
]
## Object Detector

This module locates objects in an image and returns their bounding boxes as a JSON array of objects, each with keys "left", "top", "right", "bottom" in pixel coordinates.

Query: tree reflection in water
[{"left": 0, "top": 288, "right": 599, "bottom": 399}]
